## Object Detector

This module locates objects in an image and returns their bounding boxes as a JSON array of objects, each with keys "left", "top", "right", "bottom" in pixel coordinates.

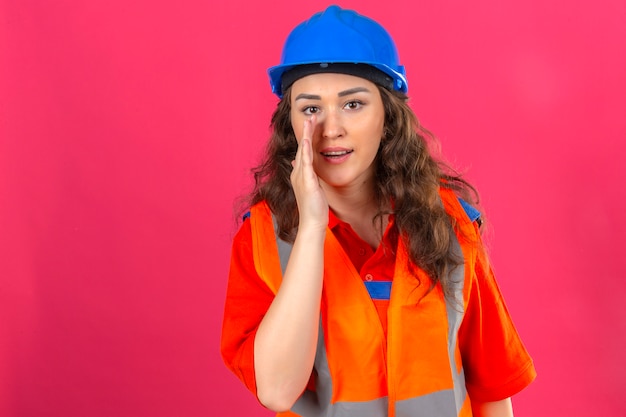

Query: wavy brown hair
[{"left": 247, "top": 86, "right": 481, "bottom": 295}]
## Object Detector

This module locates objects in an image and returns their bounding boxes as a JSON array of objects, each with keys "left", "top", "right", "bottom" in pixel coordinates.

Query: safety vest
[{"left": 249, "top": 188, "right": 480, "bottom": 417}]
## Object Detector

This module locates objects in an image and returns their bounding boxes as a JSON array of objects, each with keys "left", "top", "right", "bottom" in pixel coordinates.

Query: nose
[{"left": 319, "top": 109, "right": 345, "bottom": 140}]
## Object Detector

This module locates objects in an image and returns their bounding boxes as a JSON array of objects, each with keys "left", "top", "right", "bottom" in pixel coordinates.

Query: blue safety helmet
[{"left": 268, "top": 5, "right": 408, "bottom": 98}]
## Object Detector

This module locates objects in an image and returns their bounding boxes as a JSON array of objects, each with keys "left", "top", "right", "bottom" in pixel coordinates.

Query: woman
[{"left": 221, "top": 5, "right": 536, "bottom": 417}]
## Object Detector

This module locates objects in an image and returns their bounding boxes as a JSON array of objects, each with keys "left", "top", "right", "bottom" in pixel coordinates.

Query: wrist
[{"left": 296, "top": 222, "right": 327, "bottom": 242}]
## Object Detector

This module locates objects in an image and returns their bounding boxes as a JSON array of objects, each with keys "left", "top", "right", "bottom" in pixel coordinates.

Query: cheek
[
  {"left": 366, "top": 116, "right": 385, "bottom": 143},
  {"left": 375, "top": 110, "right": 385, "bottom": 136}
]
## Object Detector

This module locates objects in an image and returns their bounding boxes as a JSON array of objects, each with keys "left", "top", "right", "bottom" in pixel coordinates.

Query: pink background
[{"left": 1, "top": 0, "right": 625, "bottom": 416}]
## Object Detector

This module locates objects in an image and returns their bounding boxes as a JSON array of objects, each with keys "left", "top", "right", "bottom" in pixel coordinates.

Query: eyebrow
[
  {"left": 338, "top": 87, "right": 371, "bottom": 97},
  {"left": 294, "top": 93, "right": 321, "bottom": 101},
  {"left": 294, "top": 86, "right": 372, "bottom": 101}
]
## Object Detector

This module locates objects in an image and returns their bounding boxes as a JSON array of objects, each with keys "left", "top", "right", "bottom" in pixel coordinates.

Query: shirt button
[
  {"left": 359, "top": 248, "right": 366, "bottom": 256},
  {"left": 365, "top": 273, "right": 374, "bottom": 281}
]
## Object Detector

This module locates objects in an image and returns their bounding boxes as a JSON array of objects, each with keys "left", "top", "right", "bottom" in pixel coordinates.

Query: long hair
[{"left": 247, "top": 86, "right": 481, "bottom": 295}]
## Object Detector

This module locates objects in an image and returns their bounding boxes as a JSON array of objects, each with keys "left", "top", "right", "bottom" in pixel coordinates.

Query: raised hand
[
  {"left": 290, "top": 115, "right": 329, "bottom": 232},
  {"left": 255, "top": 120, "right": 327, "bottom": 412}
]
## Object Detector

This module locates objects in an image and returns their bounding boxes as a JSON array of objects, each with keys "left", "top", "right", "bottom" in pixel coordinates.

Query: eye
[
  {"left": 302, "top": 106, "right": 320, "bottom": 115},
  {"left": 344, "top": 100, "right": 363, "bottom": 110}
]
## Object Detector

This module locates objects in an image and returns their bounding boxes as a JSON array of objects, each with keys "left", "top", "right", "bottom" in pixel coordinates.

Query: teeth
[{"left": 323, "top": 150, "right": 351, "bottom": 156}]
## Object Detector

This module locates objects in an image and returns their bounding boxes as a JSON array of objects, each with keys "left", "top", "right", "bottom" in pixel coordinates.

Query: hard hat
[{"left": 268, "top": 5, "right": 408, "bottom": 98}]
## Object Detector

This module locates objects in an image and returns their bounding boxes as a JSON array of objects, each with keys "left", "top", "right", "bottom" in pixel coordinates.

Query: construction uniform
[{"left": 221, "top": 187, "right": 536, "bottom": 416}]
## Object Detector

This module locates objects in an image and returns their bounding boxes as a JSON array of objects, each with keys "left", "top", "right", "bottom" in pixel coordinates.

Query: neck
[
  {"left": 323, "top": 181, "right": 377, "bottom": 220},
  {"left": 322, "top": 180, "right": 389, "bottom": 249}
]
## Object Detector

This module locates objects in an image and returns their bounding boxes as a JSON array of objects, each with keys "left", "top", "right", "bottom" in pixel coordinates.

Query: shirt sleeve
[
  {"left": 459, "top": 233, "right": 537, "bottom": 402},
  {"left": 220, "top": 219, "right": 275, "bottom": 396}
]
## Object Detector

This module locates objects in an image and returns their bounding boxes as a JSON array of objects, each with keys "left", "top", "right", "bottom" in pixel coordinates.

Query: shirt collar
[
  {"left": 328, "top": 209, "right": 396, "bottom": 239},
  {"left": 328, "top": 209, "right": 342, "bottom": 230}
]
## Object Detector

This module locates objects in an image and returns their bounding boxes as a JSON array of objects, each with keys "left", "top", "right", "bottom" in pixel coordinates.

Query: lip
[{"left": 319, "top": 147, "right": 353, "bottom": 164}]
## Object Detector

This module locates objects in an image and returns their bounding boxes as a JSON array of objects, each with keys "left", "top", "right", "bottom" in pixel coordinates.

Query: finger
[
  {"left": 303, "top": 114, "right": 316, "bottom": 142},
  {"left": 300, "top": 138, "right": 309, "bottom": 164},
  {"left": 301, "top": 116, "right": 317, "bottom": 168},
  {"left": 297, "top": 123, "right": 310, "bottom": 168},
  {"left": 293, "top": 115, "right": 316, "bottom": 170}
]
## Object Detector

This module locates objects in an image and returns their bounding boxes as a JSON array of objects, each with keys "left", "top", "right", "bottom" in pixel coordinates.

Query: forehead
[{"left": 290, "top": 72, "right": 378, "bottom": 96}]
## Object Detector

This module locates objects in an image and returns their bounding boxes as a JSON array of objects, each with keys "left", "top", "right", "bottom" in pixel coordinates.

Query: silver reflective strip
[
  {"left": 321, "top": 398, "right": 388, "bottom": 417},
  {"left": 294, "top": 391, "right": 388, "bottom": 417},
  {"left": 396, "top": 389, "right": 457, "bottom": 417},
  {"left": 396, "top": 235, "right": 468, "bottom": 417},
  {"left": 446, "top": 237, "right": 468, "bottom": 412},
  {"left": 273, "top": 215, "right": 292, "bottom": 275}
]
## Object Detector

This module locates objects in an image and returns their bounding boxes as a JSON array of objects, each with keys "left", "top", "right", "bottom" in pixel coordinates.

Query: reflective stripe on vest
[{"left": 250, "top": 189, "right": 477, "bottom": 417}]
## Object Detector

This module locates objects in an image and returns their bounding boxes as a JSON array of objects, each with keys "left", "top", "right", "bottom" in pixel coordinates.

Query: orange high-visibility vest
[{"left": 249, "top": 188, "right": 481, "bottom": 417}]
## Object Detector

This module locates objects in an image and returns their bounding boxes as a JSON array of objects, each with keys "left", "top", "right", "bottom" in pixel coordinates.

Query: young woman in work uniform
[{"left": 221, "top": 5, "right": 536, "bottom": 417}]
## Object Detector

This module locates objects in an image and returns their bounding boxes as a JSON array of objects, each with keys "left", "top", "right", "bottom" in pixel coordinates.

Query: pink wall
[{"left": 1, "top": 1, "right": 624, "bottom": 416}]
